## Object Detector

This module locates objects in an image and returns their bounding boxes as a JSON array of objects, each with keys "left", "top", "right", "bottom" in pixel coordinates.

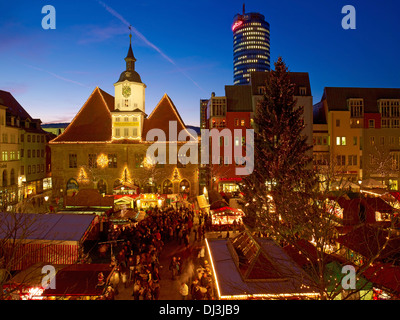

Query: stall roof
[
  {"left": 0, "top": 212, "right": 95, "bottom": 242},
  {"left": 206, "top": 232, "right": 318, "bottom": 299},
  {"left": 42, "top": 264, "right": 114, "bottom": 296}
]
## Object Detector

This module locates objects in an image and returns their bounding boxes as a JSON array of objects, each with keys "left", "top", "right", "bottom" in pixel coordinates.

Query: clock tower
[{"left": 112, "top": 34, "right": 146, "bottom": 141}]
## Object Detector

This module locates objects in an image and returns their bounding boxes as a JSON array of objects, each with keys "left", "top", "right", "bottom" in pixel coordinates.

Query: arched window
[
  {"left": 113, "top": 179, "right": 121, "bottom": 189},
  {"left": 162, "top": 179, "right": 173, "bottom": 194},
  {"left": 179, "top": 179, "right": 190, "bottom": 194},
  {"left": 2, "top": 170, "right": 7, "bottom": 187},
  {"left": 97, "top": 179, "right": 107, "bottom": 195},
  {"left": 66, "top": 178, "right": 79, "bottom": 196},
  {"left": 10, "top": 169, "right": 15, "bottom": 186}
]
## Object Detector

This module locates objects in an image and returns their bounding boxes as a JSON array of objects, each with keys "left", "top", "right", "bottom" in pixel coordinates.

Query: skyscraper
[{"left": 232, "top": 5, "right": 270, "bottom": 85}]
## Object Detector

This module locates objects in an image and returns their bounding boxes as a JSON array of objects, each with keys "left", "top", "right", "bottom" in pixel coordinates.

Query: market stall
[
  {"left": 136, "top": 193, "right": 164, "bottom": 210},
  {"left": 205, "top": 231, "right": 319, "bottom": 300},
  {"left": 109, "top": 208, "right": 141, "bottom": 227},
  {"left": 210, "top": 206, "right": 245, "bottom": 231},
  {"left": 5, "top": 262, "right": 117, "bottom": 300},
  {"left": 0, "top": 212, "right": 96, "bottom": 271}
]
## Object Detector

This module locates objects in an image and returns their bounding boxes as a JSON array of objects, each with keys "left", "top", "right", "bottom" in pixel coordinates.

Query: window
[
  {"left": 353, "top": 137, "right": 357, "bottom": 146},
  {"left": 240, "top": 119, "right": 245, "bottom": 126},
  {"left": 234, "top": 136, "right": 240, "bottom": 147},
  {"left": 336, "top": 155, "right": 345, "bottom": 166},
  {"left": 234, "top": 119, "right": 239, "bottom": 126},
  {"left": 349, "top": 99, "right": 363, "bottom": 118},
  {"left": 370, "top": 136, "right": 375, "bottom": 146},
  {"left": 115, "top": 128, "right": 120, "bottom": 137},
  {"left": 135, "top": 153, "right": 144, "bottom": 168},
  {"left": 336, "top": 137, "right": 346, "bottom": 146},
  {"left": 336, "top": 119, "right": 340, "bottom": 127},
  {"left": 380, "top": 136, "right": 385, "bottom": 145},
  {"left": 348, "top": 155, "right": 357, "bottom": 166},
  {"left": 21, "top": 134, "right": 24, "bottom": 142},
  {"left": 132, "top": 128, "right": 138, "bottom": 137},
  {"left": 299, "top": 87, "right": 307, "bottom": 96},
  {"left": 369, "top": 119, "right": 375, "bottom": 128},
  {"left": 124, "top": 128, "right": 129, "bottom": 137},
  {"left": 88, "top": 154, "right": 97, "bottom": 168},
  {"left": 108, "top": 154, "right": 117, "bottom": 168},
  {"left": 27, "top": 150, "right": 31, "bottom": 158},
  {"left": 2, "top": 151, "right": 7, "bottom": 161},
  {"left": 392, "top": 152, "right": 400, "bottom": 170},
  {"left": 20, "top": 166, "right": 24, "bottom": 175},
  {"left": 28, "top": 165, "right": 31, "bottom": 174},
  {"left": 32, "top": 135, "right": 35, "bottom": 143},
  {"left": 382, "top": 119, "right": 390, "bottom": 128},
  {"left": 69, "top": 154, "right": 77, "bottom": 168}
]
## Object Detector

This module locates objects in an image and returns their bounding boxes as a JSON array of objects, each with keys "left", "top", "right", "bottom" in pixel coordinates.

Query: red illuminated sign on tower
[{"left": 232, "top": 20, "right": 243, "bottom": 31}]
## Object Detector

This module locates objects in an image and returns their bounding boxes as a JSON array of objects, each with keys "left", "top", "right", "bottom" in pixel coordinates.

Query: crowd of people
[{"left": 98, "top": 205, "right": 216, "bottom": 300}]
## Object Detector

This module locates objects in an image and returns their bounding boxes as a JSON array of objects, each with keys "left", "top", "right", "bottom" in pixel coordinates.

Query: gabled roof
[
  {"left": 0, "top": 90, "right": 32, "bottom": 120},
  {"left": 142, "top": 93, "right": 196, "bottom": 141},
  {"left": 50, "top": 87, "right": 114, "bottom": 143},
  {"left": 322, "top": 87, "right": 400, "bottom": 113}
]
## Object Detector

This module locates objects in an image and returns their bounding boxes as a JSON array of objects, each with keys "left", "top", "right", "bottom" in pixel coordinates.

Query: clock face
[{"left": 122, "top": 85, "right": 131, "bottom": 98}]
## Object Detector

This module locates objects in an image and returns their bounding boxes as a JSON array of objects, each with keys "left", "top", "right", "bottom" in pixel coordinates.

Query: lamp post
[{"left": 44, "top": 195, "right": 49, "bottom": 213}]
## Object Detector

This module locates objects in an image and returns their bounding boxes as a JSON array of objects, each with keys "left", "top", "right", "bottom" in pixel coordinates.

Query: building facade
[
  {"left": 233, "top": 6, "right": 270, "bottom": 85},
  {"left": 50, "top": 37, "right": 199, "bottom": 205},
  {"left": 201, "top": 71, "right": 313, "bottom": 194},
  {"left": 0, "top": 91, "right": 48, "bottom": 209},
  {"left": 313, "top": 87, "right": 400, "bottom": 190}
]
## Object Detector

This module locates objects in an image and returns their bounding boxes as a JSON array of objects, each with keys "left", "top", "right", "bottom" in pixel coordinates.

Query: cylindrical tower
[{"left": 232, "top": 8, "right": 270, "bottom": 85}]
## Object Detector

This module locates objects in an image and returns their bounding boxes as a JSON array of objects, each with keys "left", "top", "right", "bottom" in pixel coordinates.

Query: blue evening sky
[{"left": 0, "top": 0, "right": 399, "bottom": 126}]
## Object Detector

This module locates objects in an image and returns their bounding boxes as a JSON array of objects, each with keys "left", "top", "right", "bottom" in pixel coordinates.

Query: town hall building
[{"left": 49, "top": 35, "right": 199, "bottom": 208}]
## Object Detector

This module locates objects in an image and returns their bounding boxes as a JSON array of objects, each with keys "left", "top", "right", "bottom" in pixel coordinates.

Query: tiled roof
[
  {"left": 51, "top": 87, "right": 114, "bottom": 143},
  {"left": 322, "top": 87, "right": 400, "bottom": 113},
  {"left": 142, "top": 93, "right": 196, "bottom": 142},
  {"left": 250, "top": 71, "right": 312, "bottom": 97},
  {"left": 225, "top": 85, "right": 253, "bottom": 112},
  {"left": 50, "top": 89, "right": 193, "bottom": 143},
  {"left": 0, "top": 90, "right": 32, "bottom": 120}
]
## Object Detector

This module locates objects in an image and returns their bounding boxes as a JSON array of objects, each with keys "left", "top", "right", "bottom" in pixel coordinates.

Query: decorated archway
[{"left": 179, "top": 179, "right": 190, "bottom": 195}]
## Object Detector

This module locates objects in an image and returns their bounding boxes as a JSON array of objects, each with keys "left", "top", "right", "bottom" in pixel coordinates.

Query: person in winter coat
[{"left": 179, "top": 282, "right": 189, "bottom": 300}]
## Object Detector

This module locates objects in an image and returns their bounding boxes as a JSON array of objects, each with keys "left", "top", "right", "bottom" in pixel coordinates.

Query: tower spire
[{"left": 125, "top": 28, "right": 136, "bottom": 72}]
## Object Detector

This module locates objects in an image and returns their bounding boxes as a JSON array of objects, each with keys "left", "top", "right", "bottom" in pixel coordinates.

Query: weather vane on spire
[{"left": 129, "top": 25, "right": 132, "bottom": 43}]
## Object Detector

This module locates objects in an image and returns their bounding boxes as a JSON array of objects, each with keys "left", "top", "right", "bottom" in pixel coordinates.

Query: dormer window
[
  {"left": 348, "top": 99, "right": 364, "bottom": 118},
  {"left": 299, "top": 87, "right": 307, "bottom": 96}
]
